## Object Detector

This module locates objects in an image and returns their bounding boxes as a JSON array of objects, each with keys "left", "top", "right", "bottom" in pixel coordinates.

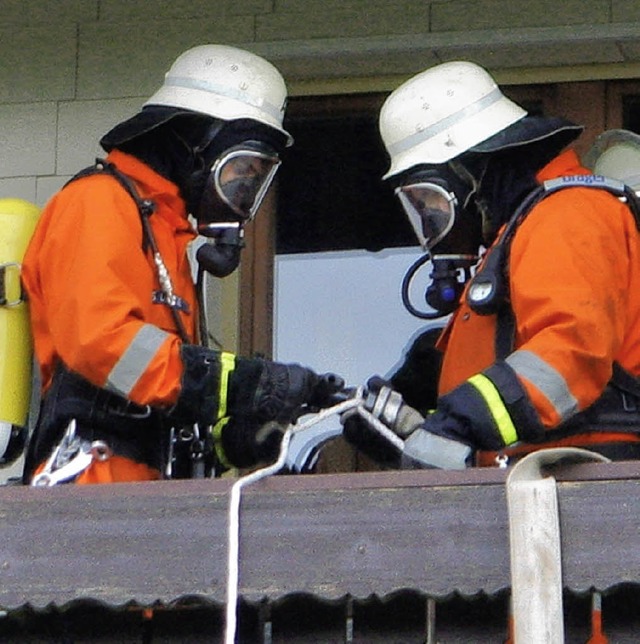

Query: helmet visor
[
  {"left": 395, "top": 182, "right": 457, "bottom": 250},
  {"left": 211, "top": 142, "right": 281, "bottom": 221}
]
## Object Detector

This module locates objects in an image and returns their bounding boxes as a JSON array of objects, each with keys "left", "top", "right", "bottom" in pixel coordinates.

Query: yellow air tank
[{"left": 0, "top": 198, "right": 40, "bottom": 465}]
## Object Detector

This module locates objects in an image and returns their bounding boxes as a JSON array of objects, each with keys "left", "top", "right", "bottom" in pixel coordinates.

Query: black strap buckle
[
  {"left": 621, "top": 391, "right": 638, "bottom": 413},
  {"left": 152, "top": 290, "right": 191, "bottom": 313}
]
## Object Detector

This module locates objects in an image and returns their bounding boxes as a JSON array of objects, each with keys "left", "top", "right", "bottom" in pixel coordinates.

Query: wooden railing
[{"left": 1, "top": 461, "right": 639, "bottom": 641}]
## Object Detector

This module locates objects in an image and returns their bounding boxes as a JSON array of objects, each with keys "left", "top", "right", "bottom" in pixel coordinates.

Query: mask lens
[
  {"left": 396, "top": 182, "right": 457, "bottom": 250},
  {"left": 212, "top": 145, "right": 281, "bottom": 221}
]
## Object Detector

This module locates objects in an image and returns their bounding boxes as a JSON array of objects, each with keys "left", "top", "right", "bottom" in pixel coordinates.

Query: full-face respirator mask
[
  {"left": 395, "top": 166, "right": 481, "bottom": 319},
  {"left": 194, "top": 140, "right": 281, "bottom": 278}
]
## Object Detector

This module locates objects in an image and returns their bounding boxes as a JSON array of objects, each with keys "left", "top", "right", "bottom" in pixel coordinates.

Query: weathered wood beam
[{"left": 0, "top": 462, "right": 637, "bottom": 609}]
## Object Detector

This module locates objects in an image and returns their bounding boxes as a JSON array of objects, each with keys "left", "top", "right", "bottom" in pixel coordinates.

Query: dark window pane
[
  {"left": 276, "top": 114, "right": 414, "bottom": 254},
  {"left": 518, "top": 100, "right": 545, "bottom": 117},
  {"left": 623, "top": 95, "right": 640, "bottom": 134},
  {"left": 275, "top": 93, "right": 545, "bottom": 256}
]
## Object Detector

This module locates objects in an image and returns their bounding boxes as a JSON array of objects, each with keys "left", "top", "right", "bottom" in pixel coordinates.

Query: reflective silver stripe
[
  {"left": 165, "top": 75, "right": 283, "bottom": 121},
  {"left": 543, "top": 174, "right": 626, "bottom": 192},
  {"left": 402, "top": 430, "right": 472, "bottom": 470},
  {"left": 106, "top": 325, "right": 170, "bottom": 396},
  {"left": 506, "top": 350, "right": 578, "bottom": 421},
  {"left": 387, "top": 87, "right": 504, "bottom": 157}
]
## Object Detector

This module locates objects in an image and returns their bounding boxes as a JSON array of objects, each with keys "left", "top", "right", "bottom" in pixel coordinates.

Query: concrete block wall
[
  {"left": 0, "top": 0, "right": 638, "bottom": 363},
  {"left": 1, "top": 0, "right": 639, "bottom": 204},
  {"left": 0, "top": 1, "right": 260, "bottom": 205}
]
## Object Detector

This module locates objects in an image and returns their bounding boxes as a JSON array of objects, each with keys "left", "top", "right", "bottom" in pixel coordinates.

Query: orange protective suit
[
  {"left": 22, "top": 150, "right": 199, "bottom": 482},
  {"left": 437, "top": 149, "right": 640, "bottom": 461}
]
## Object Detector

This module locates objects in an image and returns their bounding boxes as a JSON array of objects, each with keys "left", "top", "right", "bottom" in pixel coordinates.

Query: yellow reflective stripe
[
  {"left": 217, "top": 351, "right": 236, "bottom": 420},
  {"left": 212, "top": 416, "right": 232, "bottom": 469},
  {"left": 212, "top": 353, "right": 236, "bottom": 469},
  {"left": 468, "top": 373, "right": 518, "bottom": 446}
]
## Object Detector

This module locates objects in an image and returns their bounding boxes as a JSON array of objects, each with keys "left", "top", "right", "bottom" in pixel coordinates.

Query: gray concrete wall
[{"left": 1, "top": 0, "right": 640, "bottom": 205}]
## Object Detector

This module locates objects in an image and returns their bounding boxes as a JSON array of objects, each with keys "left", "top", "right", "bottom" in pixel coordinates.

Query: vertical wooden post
[{"left": 239, "top": 187, "right": 276, "bottom": 358}]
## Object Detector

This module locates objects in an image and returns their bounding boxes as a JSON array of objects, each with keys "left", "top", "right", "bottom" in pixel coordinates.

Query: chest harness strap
[{"left": 66, "top": 159, "right": 193, "bottom": 343}]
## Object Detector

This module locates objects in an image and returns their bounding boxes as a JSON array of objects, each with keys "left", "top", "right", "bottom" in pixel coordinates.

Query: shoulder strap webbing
[
  {"left": 541, "top": 175, "right": 640, "bottom": 231},
  {"left": 65, "top": 159, "right": 155, "bottom": 250},
  {"left": 64, "top": 159, "right": 191, "bottom": 342},
  {"left": 495, "top": 175, "right": 640, "bottom": 359}
]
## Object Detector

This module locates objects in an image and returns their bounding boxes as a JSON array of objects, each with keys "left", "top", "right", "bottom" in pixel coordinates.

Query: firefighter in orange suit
[
  {"left": 22, "top": 45, "right": 342, "bottom": 485},
  {"left": 342, "top": 60, "right": 640, "bottom": 469}
]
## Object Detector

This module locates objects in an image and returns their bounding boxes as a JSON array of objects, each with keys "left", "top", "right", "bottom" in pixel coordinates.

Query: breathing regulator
[
  {"left": 401, "top": 253, "right": 477, "bottom": 320},
  {"left": 401, "top": 173, "right": 640, "bottom": 320}
]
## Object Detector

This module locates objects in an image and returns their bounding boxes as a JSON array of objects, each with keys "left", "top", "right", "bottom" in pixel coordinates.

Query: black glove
[
  {"left": 213, "top": 364, "right": 346, "bottom": 470},
  {"left": 389, "top": 328, "right": 443, "bottom": 414},
  {"left": 230, "top": 357, "right": 345, "bottom": 425},
  {"left": 214, "top": 416, "right": 285, "bottom": 469},
  {"left": 174, "top": 345, "right": 345, "bottom": 436}
]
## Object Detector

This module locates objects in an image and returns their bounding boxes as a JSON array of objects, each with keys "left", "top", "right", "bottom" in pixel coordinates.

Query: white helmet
[
  {"left": 585, "top": 129, "right": 640, "bottom": 192},
  {"left": 145, "top": 44, "right": 292, "bottom": 145},
  {"left": 379, "top": 61, "right": 527, "bottom": 179}
]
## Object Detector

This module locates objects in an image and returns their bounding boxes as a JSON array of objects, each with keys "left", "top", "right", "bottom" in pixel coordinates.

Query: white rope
[
  {"left": 224, "top": 394, "right": 366, "bottom": 644},
  {"left": 224, "top": 428, "right": 294, "bottom": 644}
]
